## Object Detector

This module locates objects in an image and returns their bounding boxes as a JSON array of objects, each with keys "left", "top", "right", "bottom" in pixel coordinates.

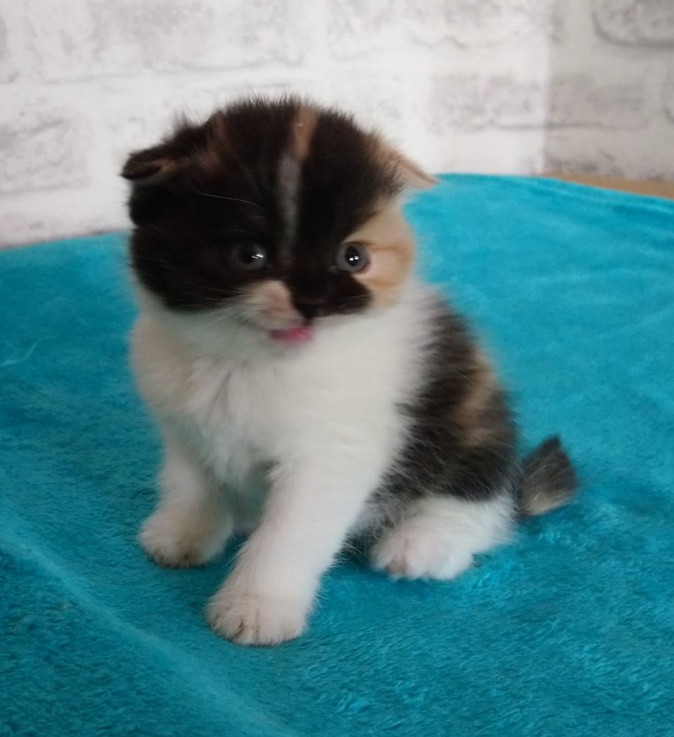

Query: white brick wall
[{"left": 1, "top": 0, "right": 673, "bottom": 247}]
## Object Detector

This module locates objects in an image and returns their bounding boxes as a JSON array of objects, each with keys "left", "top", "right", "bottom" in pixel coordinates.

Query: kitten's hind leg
[
  {"left": 370, "top": 493, "right": 514, "bottom": 580},
  {"left": 140, "top": 433, "right": 232, "bottom": 568}
]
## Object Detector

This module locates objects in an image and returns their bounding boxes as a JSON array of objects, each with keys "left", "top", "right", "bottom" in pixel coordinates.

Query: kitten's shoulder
[
  {"left": 402, "top": 277, "right": 508, "bottom": 414},
  {"left": 130, "top": 314, "right": 196, "bottom": 414},
  {"left": 399, "top": 278, "right": 475, "bottom": 350}
]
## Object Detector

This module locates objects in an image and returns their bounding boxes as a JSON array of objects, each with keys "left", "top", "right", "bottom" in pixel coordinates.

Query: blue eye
[
  {"left": 336, "top": 242, "right": 370, "bottom": 273},
  {"left": 231, "top": 241, "right": 268, "bottom": 271}
]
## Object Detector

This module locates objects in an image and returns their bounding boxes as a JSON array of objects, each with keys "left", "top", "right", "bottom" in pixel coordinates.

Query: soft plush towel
[{"left": 1, "top": 175, "right": 673, "bottom": 737}]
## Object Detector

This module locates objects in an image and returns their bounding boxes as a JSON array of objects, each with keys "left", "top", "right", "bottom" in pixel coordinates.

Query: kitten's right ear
[{"left": 121, "top": 143, "right": 178, "bottom": 185}]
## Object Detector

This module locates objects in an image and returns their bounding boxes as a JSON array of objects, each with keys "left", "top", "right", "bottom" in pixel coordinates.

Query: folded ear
[
  {"left": 121, "top": 119, "right": 211, "bottom": 184},
  {"left": 121, "top": 143, "right": 178, "bottom": 184},
  {"left": 391, "top": 149, "right": 438, "bottom": 190},
  {"left": 377, "top": 138, "right": 437, "bottom": 191}
]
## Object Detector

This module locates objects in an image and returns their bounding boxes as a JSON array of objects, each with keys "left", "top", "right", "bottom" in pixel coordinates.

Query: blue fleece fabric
[{"left": 1, "top": 175, "right": 673, "bottom": 737}]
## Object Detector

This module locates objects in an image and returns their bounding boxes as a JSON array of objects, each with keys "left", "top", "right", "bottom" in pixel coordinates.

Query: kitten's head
[{"left": 123, "top": 97, "right": 435, "bottom": 349}]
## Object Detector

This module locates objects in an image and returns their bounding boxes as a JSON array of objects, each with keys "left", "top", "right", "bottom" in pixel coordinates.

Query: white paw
[
  {"left": 371, "top": 526, "right": 474, "bottom": 580},
  {"left": 139, "top": 507, "right": 230, "bottom": 569},
  {"left": 207, "top": 586, "right": 309, "bottom": 646}
]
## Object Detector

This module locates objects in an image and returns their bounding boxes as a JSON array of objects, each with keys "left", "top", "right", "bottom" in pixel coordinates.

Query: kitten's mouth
[{"left": 268, "top": 325, "right": 313, "bottom": 344}]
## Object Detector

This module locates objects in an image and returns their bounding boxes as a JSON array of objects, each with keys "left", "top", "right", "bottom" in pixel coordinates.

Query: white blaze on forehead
[
  {"left": 278, "top": 155, "right": 301, "bottom": 245},
  {"left": 278, "top": 107, "right": 319, "bottom": 244}
]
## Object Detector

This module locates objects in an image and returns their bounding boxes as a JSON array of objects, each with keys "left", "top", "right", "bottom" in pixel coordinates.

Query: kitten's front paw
[
  {"left": 207, "top": 586, "right": 309, "bottom": 646},
  {"left": 139, "top": 508, "right": 230, "bottom": 569}
]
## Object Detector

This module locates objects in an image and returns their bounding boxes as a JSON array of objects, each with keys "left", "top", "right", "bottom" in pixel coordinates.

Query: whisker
[
  {"left": 198, "top": 305, "right": 241, "bottom": 328},
  {"left": 188, "top": 189, "right": 262, "bottom": 210},
  {"left": 133, "top": 224, "right": 186, "bottom": 249}
]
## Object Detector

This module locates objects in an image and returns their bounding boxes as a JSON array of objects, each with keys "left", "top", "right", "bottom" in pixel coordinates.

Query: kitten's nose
[{"left": 293, "top": 300, "right": 324, "bottom": 321}]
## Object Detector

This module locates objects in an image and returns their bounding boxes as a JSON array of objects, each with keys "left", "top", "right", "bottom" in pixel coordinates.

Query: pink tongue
[{"left": 269, "top": 326, "right": 313, "bottom": 343}]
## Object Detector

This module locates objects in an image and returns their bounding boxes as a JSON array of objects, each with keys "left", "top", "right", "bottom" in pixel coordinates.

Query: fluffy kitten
[{"left": 122, "top": 97, "right": 576, "bottom": 646}]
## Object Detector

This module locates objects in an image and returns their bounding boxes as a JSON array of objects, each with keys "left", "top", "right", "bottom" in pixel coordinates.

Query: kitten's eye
[
  {"left": 335, "top": 242, "right": 370, "bottom": 273},
  {"left": 231, "top": 241, "right": 269, "bottom": 271}
]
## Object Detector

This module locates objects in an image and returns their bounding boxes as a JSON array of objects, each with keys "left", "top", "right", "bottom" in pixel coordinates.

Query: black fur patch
[
  {"left": 372, "top": 297, "right": 518, "bottom": 526},
  {"left": 126, "top": 99, "right": 297, "bottom": 310}
]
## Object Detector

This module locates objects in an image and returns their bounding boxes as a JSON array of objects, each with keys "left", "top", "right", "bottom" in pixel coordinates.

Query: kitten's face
[{"left": 123, "top": 98, "right": 433, "bottom": 347}]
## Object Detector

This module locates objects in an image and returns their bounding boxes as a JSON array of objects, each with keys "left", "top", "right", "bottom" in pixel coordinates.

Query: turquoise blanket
[{"left": 2, "top": 176, "right": 673, "bottom": 736}]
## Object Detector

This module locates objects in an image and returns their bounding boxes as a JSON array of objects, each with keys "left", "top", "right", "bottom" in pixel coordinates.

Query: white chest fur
[{"left": 130, "top": 285, "right": 430, "bottom": 492}]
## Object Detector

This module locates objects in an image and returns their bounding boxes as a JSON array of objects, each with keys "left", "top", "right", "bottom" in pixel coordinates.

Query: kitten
[{"left": 122, "top": 97, "right": 577, "bottom": 646}]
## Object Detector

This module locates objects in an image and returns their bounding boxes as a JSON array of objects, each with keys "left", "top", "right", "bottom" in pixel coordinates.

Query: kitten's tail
[{"left": 518, "top": 436, "right": 578, "bottom": 517}]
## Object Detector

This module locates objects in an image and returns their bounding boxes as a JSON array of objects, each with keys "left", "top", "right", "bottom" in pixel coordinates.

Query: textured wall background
[{"left": 1, "top": 0, "right": 673, "bottom": 247}]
